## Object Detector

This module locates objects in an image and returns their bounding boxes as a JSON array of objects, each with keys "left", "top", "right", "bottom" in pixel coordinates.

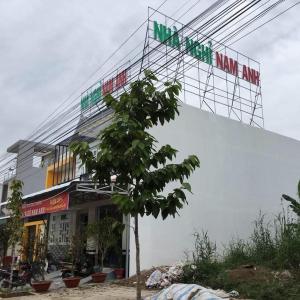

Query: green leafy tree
[
  {"left": 71, "top": 70, "right": 200, "bottom": 299},
  {"left": 86, "top": 216, "right": 124, "bottom": 270},
  {"left": 281, "top": 181, "right": 300, "bottom": 269},
  {"left": 68, "top": 232, "right": 86, "bottom": 275},
  {"left": 6, "top": 180, "right": 24, "bottom": 289},
  {"left": 282, "top": 180, "right": 300, "bottom": 217},
  {"left": 0, "top": 224, "right": 11, "bottom": 261}
]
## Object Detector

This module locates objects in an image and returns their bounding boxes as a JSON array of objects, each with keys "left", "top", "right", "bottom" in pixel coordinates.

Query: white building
[{"left": 129, "top": 102, "right": 300, "bottom": 273}]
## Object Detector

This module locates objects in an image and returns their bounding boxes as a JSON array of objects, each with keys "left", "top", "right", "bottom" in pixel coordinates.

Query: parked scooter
[
  {"left": 46, "top": 252, "right": 64, "bottom": 272},
  {"left": 61, "top": 256, "right": 94, "bottom": 278},
  {"left": 0, "top": 262, "right": 44, "bottom": 288}
]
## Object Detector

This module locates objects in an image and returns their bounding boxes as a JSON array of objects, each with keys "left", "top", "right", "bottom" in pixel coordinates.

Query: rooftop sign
[
  {"left": 78, "top": 8, "right": 263, "bottom": 128},
  {"left": 153, "top": 21, "right": 260, "bottom": 86},
  {"left": 81, "top": 69, "right": 128, "bottom": 111}
]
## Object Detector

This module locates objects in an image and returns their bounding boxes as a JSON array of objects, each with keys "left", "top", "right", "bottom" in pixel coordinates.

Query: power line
[
  {"left": 229, "top": 1, "right": 300, "bottom": 46},
  {"left": 0, "top": 0, "right": 233, "bottom": 181},
  {"left": 0, "top": 0, "right": 171, "bottom": 172},
  {"left": 0, "top": 0, "right": 268, "bottom": 180},
  {"left": 0, "top": 0, "right": 228, "bottom": 176},
  {"left": 0, "top": 0, "right": 296, "bottom": 184}
]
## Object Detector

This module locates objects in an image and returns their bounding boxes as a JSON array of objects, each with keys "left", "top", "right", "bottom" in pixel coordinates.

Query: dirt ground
[
  {"left": 6, "top": 283, "right": 156, "bottom": 300},
  {"left": 118, "top": 266, "right": 168, "bottom": 288}
]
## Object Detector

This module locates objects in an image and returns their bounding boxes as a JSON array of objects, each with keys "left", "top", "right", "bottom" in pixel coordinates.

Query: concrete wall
[
  {"left": 15, "top": 141, "right": 47, "bottom": 195},
  {"left": 0, "top": 184, "right": 2, "bottom": 202},
  {"left": 129, "top": 103, "right": 300, "bottom": 274}
]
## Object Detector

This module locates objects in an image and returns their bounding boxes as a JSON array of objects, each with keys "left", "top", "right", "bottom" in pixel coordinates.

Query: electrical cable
[
  {"left": 0, "top": 3, "right": 299, "bottom": 184},
  {"left": 0, "top": 0, "right": 266, "bottom": 180}
]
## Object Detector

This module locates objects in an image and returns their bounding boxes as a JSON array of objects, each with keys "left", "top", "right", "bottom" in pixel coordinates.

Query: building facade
[
  {"left": 0, "top": 102, "right": 300, "bottom": 276},
  {"left": 130, "top": 103, "right": 300, "bottom": 273}
]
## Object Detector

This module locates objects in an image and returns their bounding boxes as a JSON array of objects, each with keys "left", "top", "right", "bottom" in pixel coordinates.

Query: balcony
[{"left": 45, "top": 144, "right": 76, "bottom": 188}]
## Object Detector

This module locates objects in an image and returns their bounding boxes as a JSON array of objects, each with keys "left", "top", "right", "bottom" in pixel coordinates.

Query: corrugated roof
[{"left": 22, "top": 180, "right": 76, "bottom": 200}]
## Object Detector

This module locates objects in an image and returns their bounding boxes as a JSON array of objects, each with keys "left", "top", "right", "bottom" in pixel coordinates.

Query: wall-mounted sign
[
  {"left": 153, "top": 21, "right": 260, "bottom": 86},
  {"left": 22, "top": 192, "right": 69, "bottom": 217},
  {"left": 81, "top": 69, "right": 128, "bottom": 111}
]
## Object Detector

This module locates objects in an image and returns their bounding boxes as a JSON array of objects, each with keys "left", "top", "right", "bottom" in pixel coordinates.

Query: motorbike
[
  {"left": 46, "top": 252, "right": 64, "bottom": 272},
  {"left": 0, "top": 262, "right": 45, "bottom": 288},
  {"left": 61, "top": 257, "right": 94, "bottom": 278}
]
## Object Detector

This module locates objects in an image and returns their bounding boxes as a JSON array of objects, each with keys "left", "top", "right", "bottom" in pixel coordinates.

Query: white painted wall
[{"left": 129, "top": 103, "right": 300, "bottom": 274}]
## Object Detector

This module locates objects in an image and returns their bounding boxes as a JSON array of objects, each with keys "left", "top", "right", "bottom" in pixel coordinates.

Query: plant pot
[
  {"left": 91, "top": 272, "right": 107, "bottom": 283},
  {"left": 63, "top": 277, "right": 81, "bottom": 288},
  {"left": 31, "top": 280, "right": 52, "bottom": 292},
  {"left": 3, "top": 256, "right": 13, "bottom": 268},
  {"left": 114, "top": 268, "right": 125, "bottom": 279}
]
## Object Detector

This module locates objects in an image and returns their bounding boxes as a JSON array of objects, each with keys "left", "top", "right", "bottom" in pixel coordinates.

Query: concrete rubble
[
  {"left": 145, "top": 265, "right": 240, "bottom": 300},
  {"left": 145, "top": 283, "right": 239, "bottom": 300}
]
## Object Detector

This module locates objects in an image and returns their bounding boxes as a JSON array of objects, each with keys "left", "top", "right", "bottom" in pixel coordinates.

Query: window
[
  {"left": 61, "top": 214, "right": 67, "bottom": 220},
  {"left": 32, "top": 156, "right": 42, "bottom": 168},
  {"left": 48, "top": 212, "right": 71, "bottom": 245}
]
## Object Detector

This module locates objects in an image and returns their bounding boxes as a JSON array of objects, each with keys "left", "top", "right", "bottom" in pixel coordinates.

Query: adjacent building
[{"left": 1, "top": 101, "right": 300, "bottom": 276}]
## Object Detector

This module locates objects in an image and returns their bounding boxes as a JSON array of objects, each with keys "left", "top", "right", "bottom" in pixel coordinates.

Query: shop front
[
  {"left": 21, "top": 181, "right": 130, "bottom": 276},
  {"left": 22, "top": 190, "right": 70, "bottom": 262}
]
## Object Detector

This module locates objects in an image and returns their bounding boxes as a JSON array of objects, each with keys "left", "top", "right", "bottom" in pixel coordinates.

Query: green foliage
[
  {"left": 192, "top": 231, "right": 217, "bottom": 263},
  {"left": 219, "top": 276, "right": 300, "bottom": 300},
  {"left": 0, "top": 224, "right": 11, "bottom": 258},
  {"left": 181, "top": 231, "right": 222, "bottom": 288},
  {"left": 223, "top": 238, "right": 251, "bottom": 268},
  {"left": 182, "top": 183, "right": 300, "bottom": 299},
  {"left": 182, "top": 208, "right": 300, "bottom": 299},
  {"left": 71, "top": 70, "right": 199, "bottom": 299},
  {"left": 71, "top": 70, "right": 200, "bottom": 220},
  {"left": 86, "top": 216, "right": 124, "bottom": 269},
  {"left": 222, "top": 212, "right": 300, "bottom": 270},
  {"left": 282, "top": 180, "right": 300, "bottom": 217},
  {"left": 249, "top": 213, "right": 276, "bottom": 265},
  {"left": 68, "top": 232, "right": 86, "bottom": 272},
  {"left": 273, "top": 213, "right": 300, "bottom": 269},
  {"left": 6, "top": 180, "right": 24, "bottom": 247}
]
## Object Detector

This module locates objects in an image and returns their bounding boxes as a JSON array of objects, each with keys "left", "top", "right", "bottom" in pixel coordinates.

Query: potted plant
[
  {"left": 30, "top": 220, "right": 53, "bottom": 292},
  {"left": 114, "top": 266, "right": 125, "bottom": 279},
  {"left": 62, "top": 234, "right": 84, "bottom": 288},
  {"left": 5, "top": 181, "right": 51, "bottom": 293},
  {"left": 31, "top": 279, "right": 52, "bottom": 293},
  {"left": 86, "top": 216, "right": 124, "bottom": 283},
  {"left": 113, "top": 248, "right": 125, "bottom": 279}
]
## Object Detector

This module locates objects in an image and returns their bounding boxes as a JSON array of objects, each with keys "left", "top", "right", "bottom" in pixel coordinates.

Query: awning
[
  {"left": 22, "top": 180, "right": 75, "bottom": 200},
  {"left": 0, "top": 181, "right": 77, "bottom": 220}
]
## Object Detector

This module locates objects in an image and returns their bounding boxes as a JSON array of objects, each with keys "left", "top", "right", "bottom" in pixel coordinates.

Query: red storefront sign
[
  {"left": 102, "top": 69, "right": 128, "bottom": 96},
  {"left": 22, "top": 192, "right": 69, "bottom": 217}
]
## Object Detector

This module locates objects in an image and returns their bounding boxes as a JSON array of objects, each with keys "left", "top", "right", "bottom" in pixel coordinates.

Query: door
[{"left": 22, "top": 220, "right": 47, "bottom": 262}]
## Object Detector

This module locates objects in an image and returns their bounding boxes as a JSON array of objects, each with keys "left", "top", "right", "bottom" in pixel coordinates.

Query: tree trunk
[
  {"left": 9, "top": 244, "right": 15, "bottom": 290},
  {"left": 94, "top": 242, "right": 98, "bottom": 267},
  {"left": 95, "top": 251, "right": 99, "bottom": 267},
  {"left": 134, "top": 215, "right": 141, "bottom": 300},
  {"left": 3, "top": 241, "right": 8, "bottom": 259},
  {"left": 101, "top": 251, "right": 104, "bottom": 272}
]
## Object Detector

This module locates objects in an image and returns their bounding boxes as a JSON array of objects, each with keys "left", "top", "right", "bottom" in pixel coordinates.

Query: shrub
[
  {"left": 273, "top": 212, "right": 300, "bottom": 269},
  {"left": 249, "top": 213, "right": 276, "bottom": 266},
  {"left": 181, "top": 231, "right": 223, "bottom": 287},
  {"left": 223, "top": 238, "right": 251, "bottom": 268}
]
